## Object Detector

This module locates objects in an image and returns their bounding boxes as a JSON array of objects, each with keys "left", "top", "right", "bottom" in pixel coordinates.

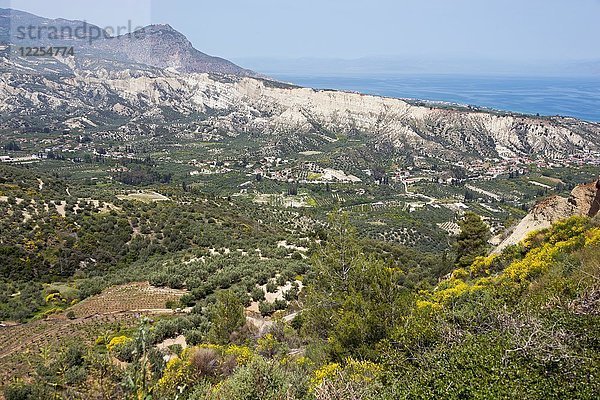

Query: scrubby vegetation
[
  {"left": 0, "top": 164, "right": 448, "bottom": 323},
  {"left": 2, "top": 152, "right": 600, "bottom": 400},
  {"left": 2, "top": 208, "right": 599, "bottom": 399},
  {"left": 2, "top": 38, "right": 600, "bottom": 398}
]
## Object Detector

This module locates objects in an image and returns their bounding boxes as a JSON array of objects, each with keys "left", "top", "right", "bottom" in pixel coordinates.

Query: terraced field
[
  {"left": 0, "top": 313, "right": 139, "bottom": 388},
  {"left": 69, "top": 282, "right": 187, "bottom": 317},
  {"left": 0, "top": 282, "right": 187, "bottom": 388}
]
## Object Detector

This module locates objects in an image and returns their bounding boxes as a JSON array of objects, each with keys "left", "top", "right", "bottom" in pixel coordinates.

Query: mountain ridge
[
  {"left": 0, "top": 68, "right": 598, "bottom": 161},
  {"left": 0, "top": 8, "right": 256, "bottom": 77},
  {"left": 0, "top": 8, "right": 599, "bottom": 163}
]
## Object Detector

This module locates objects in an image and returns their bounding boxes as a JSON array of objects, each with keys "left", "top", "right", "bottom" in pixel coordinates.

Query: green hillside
[{"left": 2, "top": 206, "right": 598, "bottom": 399}]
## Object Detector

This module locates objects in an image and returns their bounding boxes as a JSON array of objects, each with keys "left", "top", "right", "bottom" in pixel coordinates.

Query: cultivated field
[
  {"left": 0, "top": 282, "right": 187, "bottom": 388},
  {"left": 69, "top": 282, "right": 187, "bottom": 317}
]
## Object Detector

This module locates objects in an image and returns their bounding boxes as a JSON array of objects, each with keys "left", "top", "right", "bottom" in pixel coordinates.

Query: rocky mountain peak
[
  {"left": 0, "top": 8, "right": 257, "bottom": 77},
  {"left": 140, "top": 24, "right": 179, "bottom": 35},
  {"left": 144, "top": 23, "right": 175, "bottom": 31},
  {"left": 90, "top": 23, "right": 255, "bottom": 75},
  {"left": 121, "top": 23, "right": 191, "bottom": 46}
]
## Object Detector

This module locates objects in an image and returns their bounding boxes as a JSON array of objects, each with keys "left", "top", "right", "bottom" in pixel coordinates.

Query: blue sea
[{"left": 270, "top": 74, "right": 600, "bottom": 122}]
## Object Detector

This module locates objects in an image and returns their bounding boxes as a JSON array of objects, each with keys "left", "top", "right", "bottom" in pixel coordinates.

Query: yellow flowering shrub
[
  {"left": 344, "top": 358, "right": 382, "bottom": 383},
  {"left": 106, "top": 335, "right": 131, "bottom": 352},
  {"left": 451, "top": 268, "right": 469, "bottom": 280},
  {"left": 416, "top": 300, "right": 442, "bottom": 312},
  {"left": 194, "top": 343, "right": 254, "bottom": 366},
  {"left": 585, "top": 227, "right": 600, "bottom": 246},
  {"left": 418, "top": 217, "right": 594, "bottom": 309},
  {"left": 44, "top": 292, "right": 61, "bottom": 304},
  {"left": 155, "top": 356, "right": 194, "bottom": 395},
  {"left": 295, "top": 356, "right": 310, "bottom": 367},
  {"left": 503, "top": 245, "right": 554, "bottom": 282},
  {"left": 432, "top": 279, "right": 482, "bottom": 304},
  {"left": 198, "top": 343, "right": 222, "bottom": 352},
  {"left": 308, "top": 359, "right": 382, "bottom": 394},
  {"left": 504, "top": 229, "right": 585, "bottom": 283},
  {"left": 224, "top": 345, "right": 254, "bottom": 366},
  {"left": 470, "top": 254, "right": 498, "bottom": 277},
  {"left": 545, "top": 217, "right": 588, "bottom": 244},
  {"left": 310, "top": 363, "right": 340, "bottom": 391}
]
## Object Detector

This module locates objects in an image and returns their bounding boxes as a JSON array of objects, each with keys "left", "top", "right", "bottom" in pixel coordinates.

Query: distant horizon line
[
  {"left": 233, "top": 56, "right": 600, "bottom": 79},
  {"left": 3, "top": 7, "right": 599, "bottom": 78},
  {"left": 257, "top": 71, "right": 600, "bottom": 79}
]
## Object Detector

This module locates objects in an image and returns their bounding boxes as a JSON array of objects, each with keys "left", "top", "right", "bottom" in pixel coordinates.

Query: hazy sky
[{"left": 3, "top": 0, "right": 600, "bottom": 73}]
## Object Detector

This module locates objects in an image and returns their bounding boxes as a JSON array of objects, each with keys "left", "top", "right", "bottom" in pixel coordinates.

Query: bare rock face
[
  {"left": 570, "top": 180, "right": 600, "bottom": 217},
  {"left": 494, "top": 179, "right": 600, "bottom": 253}
]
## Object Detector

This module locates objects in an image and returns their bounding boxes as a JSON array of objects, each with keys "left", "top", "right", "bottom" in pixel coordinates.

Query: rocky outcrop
[
  {"left": 570, "top": 180, "right": 600, "bottom": 217},
  {"left": 494, "top": 179, "right": 600, "bottom": 253}
]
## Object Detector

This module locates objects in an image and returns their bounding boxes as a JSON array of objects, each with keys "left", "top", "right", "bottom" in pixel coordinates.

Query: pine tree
[
  {"left": 303, "top": 212, "right": 409, "bottom": 359},
  {"left": 208, "top": 290, "right": 245, "bottom": 344},
  {"left": 454, "top": 212, "right": 491, "bottom": 268}
]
